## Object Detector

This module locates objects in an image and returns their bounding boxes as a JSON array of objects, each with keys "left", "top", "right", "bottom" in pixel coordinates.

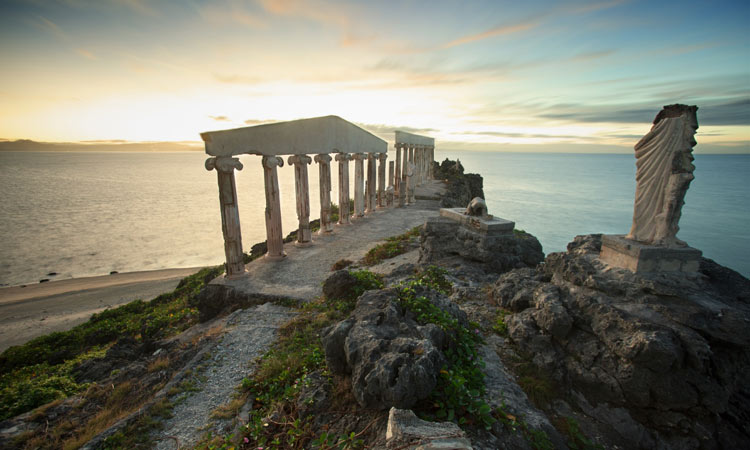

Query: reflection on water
[{"left": 1, "top": 150, "right": 748, "bottom": 286}]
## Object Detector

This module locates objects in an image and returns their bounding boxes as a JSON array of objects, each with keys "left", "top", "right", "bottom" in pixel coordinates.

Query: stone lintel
[
  {"left": 202, "top": 115, "right": 387, "bottom": 157},
  {"left": 439, "top": 208, "right": 514, "bottom": 234},
  {"left": 394, "top": 130, "right": 435, "bottom": 147},
  {"left": 599, "top": 234, "right": 702, "bottom": 273}
]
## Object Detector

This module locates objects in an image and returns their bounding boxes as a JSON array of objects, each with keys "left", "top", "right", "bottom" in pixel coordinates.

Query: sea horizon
[{"left": 1, "top": 149, "right": 748, "bottom": 287}]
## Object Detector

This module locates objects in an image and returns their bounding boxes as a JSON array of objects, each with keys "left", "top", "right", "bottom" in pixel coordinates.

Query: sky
[{"left": 0, "top": 0, "right": 748, "bottom": 153}]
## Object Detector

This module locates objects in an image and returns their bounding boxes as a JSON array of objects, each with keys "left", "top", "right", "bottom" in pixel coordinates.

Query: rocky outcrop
[
  {"left": 432, "top": 159, "right": 485, "bottom": 208},
  {"left": 491, "top": 234, "right": 750, "bottom": 449},
  {"left": 420, "top": 217, "right": 544, "bottom": 274},
  {"left": 321, "top": 287, "right": 468, "bottom": 410}
]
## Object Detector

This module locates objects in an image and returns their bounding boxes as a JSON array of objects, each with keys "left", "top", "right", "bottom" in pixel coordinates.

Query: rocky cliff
[
  {"left": 432, "top": 158, "right": 484, "bottom": 208},
  {"left": 491, "top": 234, "right": 750, "bottom": 449}
]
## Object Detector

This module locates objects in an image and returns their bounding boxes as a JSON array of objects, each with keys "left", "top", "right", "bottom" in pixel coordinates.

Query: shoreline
[
  {"left": 0, "top": 267, "right": 205, "bottom": 305},
  {"left": 0, "top": 267, "right": 205, "bottom": 352}
]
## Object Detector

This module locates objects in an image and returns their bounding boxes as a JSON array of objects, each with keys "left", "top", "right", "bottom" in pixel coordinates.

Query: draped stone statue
[{"left": 626, "top": 104, "right": 698, "bottom": 248}]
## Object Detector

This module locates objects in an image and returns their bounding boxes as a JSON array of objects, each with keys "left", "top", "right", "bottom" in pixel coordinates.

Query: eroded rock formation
[{"left": 492, "top": 234, "right": 750, "bottom": 449}]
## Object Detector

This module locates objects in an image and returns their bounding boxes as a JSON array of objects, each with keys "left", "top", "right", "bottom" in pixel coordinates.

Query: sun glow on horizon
[{"left": 0, "top": 0, "right": 748, "bottom": 152}]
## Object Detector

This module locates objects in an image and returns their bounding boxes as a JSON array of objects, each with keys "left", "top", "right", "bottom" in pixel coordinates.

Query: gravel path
[{"left": 153, "top": 303, "right": 296, "bottom": 450}]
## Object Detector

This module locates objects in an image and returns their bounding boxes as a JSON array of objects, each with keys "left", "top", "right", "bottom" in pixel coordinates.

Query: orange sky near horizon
[{"left": 1, "top": 0, "right": 748, "bottom": 153}]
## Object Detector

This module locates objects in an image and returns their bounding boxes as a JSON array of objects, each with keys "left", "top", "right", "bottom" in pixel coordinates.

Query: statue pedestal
[
  {"left": 439, "top": 208, "right": 514, "bottom": 235},
  {"left": 599, "top": 234, "right": 702, "bottom": 273}
]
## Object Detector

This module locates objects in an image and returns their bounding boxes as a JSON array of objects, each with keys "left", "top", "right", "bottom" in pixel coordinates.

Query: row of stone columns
[
  {"left": 207, "top": 151, "right": 397, "bottom": 277},
  {"left": 394, "top": 143, "right": 435, "bottom": 207}
]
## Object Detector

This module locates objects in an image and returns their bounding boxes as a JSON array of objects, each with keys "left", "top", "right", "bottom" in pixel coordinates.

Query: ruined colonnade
[{"left": 202, "top": 116, "right": 435, "bottom": 278}]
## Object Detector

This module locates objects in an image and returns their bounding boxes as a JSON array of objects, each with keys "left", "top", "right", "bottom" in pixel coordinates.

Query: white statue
[{"left": 626, "top": 104, "right": 698, "bottom": 248}]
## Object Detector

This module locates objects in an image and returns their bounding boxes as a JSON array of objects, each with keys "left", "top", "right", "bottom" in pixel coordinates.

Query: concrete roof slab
[
  {"left": 395, "top": 130, "right": 435, "bottom": 147},
  {"left": 201, "top": 115, "right": 387, "bottom": 157}
]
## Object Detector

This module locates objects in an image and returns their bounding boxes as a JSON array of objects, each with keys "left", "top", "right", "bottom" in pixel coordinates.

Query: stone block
[
  {"left": 385, "top": 408, "right": 472, "bottom": 449},
  {"left": 439, "top": 208, "right": 514, "bottom": 234},
  {"left": 599, "top": 234, "right": 701, "bottom": 274}
]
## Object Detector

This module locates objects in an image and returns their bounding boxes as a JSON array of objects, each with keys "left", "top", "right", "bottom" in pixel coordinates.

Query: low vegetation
[
  {"left": 0, "top": 266, "right": 221, "bottom": 422},
  {"left": 362, "top": 226, "right": 421, "bottom": 266}
]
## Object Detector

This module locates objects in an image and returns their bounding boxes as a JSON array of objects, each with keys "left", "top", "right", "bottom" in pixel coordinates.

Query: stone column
[
  {"left": 262, "top": 156, "right": 285, "bottom": 260},
  {"left": 428, "top": 146, "right": 434, "bottom": 179},
  {"left": 387, "top": 161, "right": 395, "bottom": 207},
  {"left": 377, "top": 153, "right": 387, "bottom": 208},
  {"left": 315, "top": 153, "right": 333, "bottom": 234},
  {"left": 366, "top": 153, "right": 377, "bottom": 214},
  {"left": 352, "top": 153, "right": 366, "bottom": 219},
  {"left": 206, "top": 156, "right": 245, "bottom": 278},
  {"left": 394, "top": 143, "right": 402, "bottom": 199},
  {"left": 405, "top": 145, "right": 415, "bottom": 205},
  {"left": 401, "top": 144, "right": 409, "bottom": 196},
  {"left": 335, "top": 153, "right": 351, "bottom": 225},
  {"left": 288, "top": 154, "right": 312, "bottom": 246},
  {"left": 414, "top": 145, "right": 421, "bottom": 186}
]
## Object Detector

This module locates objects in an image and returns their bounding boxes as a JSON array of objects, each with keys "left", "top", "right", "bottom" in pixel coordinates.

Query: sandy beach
[{"left": 0, "top": 267, "right": 203, "bottom": 352}]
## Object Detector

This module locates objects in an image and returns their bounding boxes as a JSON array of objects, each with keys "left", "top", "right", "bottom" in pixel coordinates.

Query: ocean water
[{"left": 0, "top": 150, "right": 748, "bottom": 286}]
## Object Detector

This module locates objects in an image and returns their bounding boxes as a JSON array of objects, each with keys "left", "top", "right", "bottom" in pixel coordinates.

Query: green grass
[
  {"left": 0, "top": 265, "right": 222, "bottom": 421},
  {"left": 362, "top": 226, "right": 421, "bottom": 266}
]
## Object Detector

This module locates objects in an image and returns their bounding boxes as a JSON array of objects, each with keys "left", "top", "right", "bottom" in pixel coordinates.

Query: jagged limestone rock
[
  {"left": 321, "top": 288, "right": 469, "bottom": 410},
  {"left": 491, "top": 234, "right": 750, "bottom": 449}
]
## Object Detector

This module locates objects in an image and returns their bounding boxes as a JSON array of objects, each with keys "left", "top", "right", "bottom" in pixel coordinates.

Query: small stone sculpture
[
  {"left": 464, "top": 197, "right": 488, "bottom": 217},
  {"left": 626, "top": 104, "right": 698, "bottom": 247}
]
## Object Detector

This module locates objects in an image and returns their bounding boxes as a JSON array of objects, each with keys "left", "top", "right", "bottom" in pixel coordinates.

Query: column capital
[
  {"left": 378, "top": 153, "right": 387, "bottom": 162},
  {"left": 335, "top": 152, "right": 351, "bottom": 162},
  {"left": 288, "top": 154, "right": 312, "bottom": 166},
  {"left": 205, "top": 156, "right": 243, "bottom": 172},
  {"left": 351, "top": 153, "right": 367, "bottom": 161},
  {"left": 262, "top": 155, "right": 284, "bottom": 169},
  {"left": 314, "top": 153, "right": 332, "bottom": 164},
  {"left": 395, "top": 142, "right": 405, "bottom": 150}
]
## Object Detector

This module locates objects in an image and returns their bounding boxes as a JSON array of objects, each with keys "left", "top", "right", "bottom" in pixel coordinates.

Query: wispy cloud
[
  {"left": 536, "top": 98, "right": 750, "bottom": 126},
  {"left": 76, "top": 49, "right": 97, "bottom": 60},
  {"left": 244, "top": 119, "right": 277, "bottom": 125},
  {"left": 442, "top": 18, "right": 540, "bottom": 49},
  {"left": 209, "top": 115, "right": 231, "bottom": 122},
  {"left": 35, "top": 15, "right": 68, "bottom": 41}
]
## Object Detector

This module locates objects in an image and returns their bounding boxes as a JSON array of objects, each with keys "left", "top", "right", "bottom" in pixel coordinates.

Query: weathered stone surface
[
  {"left": 321, "top": 288, "right": 468, "bottom": 410},
  {"left": 490, "top": 234, "right": 750, "bottom": 449},
  {"left": 432, "top": 159, "right": 485, "bottom": 208},
  {"left": 385, "top": 408, "right": 472, "bottom": 450},
  {"left": 322, "top": 269, "right": 360, "bottom": 301},
  {"left": 626, "top": 104, "right": 699, "bottom": 248},
  {"left": 419, "top": 217, "right": 543, "bottom": 274}
]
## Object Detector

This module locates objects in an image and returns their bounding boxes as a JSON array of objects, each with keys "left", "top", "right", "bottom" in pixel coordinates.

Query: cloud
[
  {"left": 537, "top": 99, "right": 750, "bottom": 126},
  {"left": 213, "top": 73, "right": 264, "bottom": 84},
  {"left": 442, "top": 19, "right": 540, "bottom": 49},
  {"left": 35, "top": 15, "right": 68, "bottom": 41},
  {"left": 355, "top": 123, "right": 438, "bottom": 137},
  {"left": 209, "top": 115, "right": 231, "bottom": 122},
  {"left": 244, "top": 119, "right": 277, "bottom": 125},
  {"left": 76, "top": 49, "right": 96, "bottom": 60},
  {"left": 199, "top": 2, "right": 266, "bottom": 28}
]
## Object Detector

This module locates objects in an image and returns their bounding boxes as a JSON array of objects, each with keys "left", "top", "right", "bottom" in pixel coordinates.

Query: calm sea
[{"left": 0, "top": 150, "right": 748, "bottom": 286}]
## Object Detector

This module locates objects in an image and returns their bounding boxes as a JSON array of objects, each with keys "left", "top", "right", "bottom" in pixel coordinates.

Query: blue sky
[{"left": 1, "top": 0, "right": 748, "bottom": 152}]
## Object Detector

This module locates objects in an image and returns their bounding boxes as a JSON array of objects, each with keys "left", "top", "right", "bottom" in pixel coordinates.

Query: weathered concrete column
[
  {"left": 262, "top": 156, "right": 286, "bottom": 260},
  {"left": 366, "top": 153, "right": 377, "bottom": 214},
  {"left": 315, "top": 153, "right": 333, "bottom": 234},
  {"left": 387, "top": 161, "right": 395, "bottom": 207},
  {"left": 428, "top": 146, "right": 434, "bottom": 179},
  {"left": 206, "top": 156, "right": 245, "bottom": 278},
  {"left": 288, "top": 154, "right": 313, "bottom": 246},
  {"left": 394, "top": 143, "right": 402, "bottom": 199},
  {"left": 377, "top": 153, "right": 387, "bottom": 208},
  {"left": 352, "top": 153, "right": 366, "bottom": 219},
  {"left": 404, "top": 145, "right": 414, "bottom": 205},
  {"left": 335, "top": 153, "right": 351, "bottom": 225},
  {"left": 401, "top": 144, "right": 409, "bottom": 194}
]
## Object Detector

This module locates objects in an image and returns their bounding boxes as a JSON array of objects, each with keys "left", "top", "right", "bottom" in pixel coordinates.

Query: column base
[
  {"left": 295, "top": 241, "right": 313, "bottom": 248},
  {"left": 264, "top": 253, "right": 287, "bottom": 262},
  {"left": 599, "top": 234, "right": 701, "bottom": 273}
]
